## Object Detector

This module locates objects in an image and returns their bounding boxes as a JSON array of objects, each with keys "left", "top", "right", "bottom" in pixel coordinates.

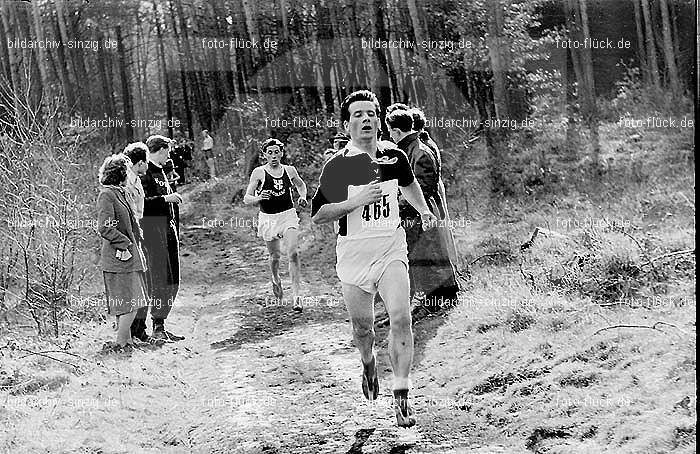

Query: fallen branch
[
  {"left": 676, "top": 191, "right": 695, "bottom": 211},
  {"left": 14, "top": 349, "right": 80, "bottom": 371},
  {"left": 520, "top": 227, "right": 540, "bottom": 251},
  {"left": 640, "top": 249, "right": 695, "bottom": 267},
  {"left": 470, "top": 251, "right": 511, "bottom": 265},
  {"left": 592, "top": 321, "right": 686, "bottom": 337}
]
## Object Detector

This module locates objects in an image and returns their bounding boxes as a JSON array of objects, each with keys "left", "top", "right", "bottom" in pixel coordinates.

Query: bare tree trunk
[
  {"left": 176, "top": 0, "right": 210, "bottom": 130},
  {"left": 658, "top": 0, "right": 681, "bottom": 96},
  {"left": 485, "top": 0, "right": 510, "bottom": 202},
  {"left": 1, "top": 3, "right": 21, "bottom": 114},
  {"left": 407, "top": 0, "right": 435, "bottom": 112},
  {"left": 279, "top": 0, "right": 298, "bottom": 104},
  {"left": 167, "top": 1, "right": 194, "bottom": 139},
  {"left": 51, "top": 17, "right": 75, "bottom": 109},
  {"left": 97, "top": 31, "right": 115, "bottom": 127},
  {"left": 317, "top": 2, "right": 335, "bottom": 114},
  {"left": 30, "top": 0, "right": 50, "bottom": 94},
  {"left": 487, "top": 0, "right": 509, "bottom": 119},
  {"left": 115, "top": 26, "right": 134, "bottom": 141},
  {"left": 640, "top": 0, "right": 661, "bottom": 89},
  {"left": 57, "top": 0, "right": 90, "bottom": 111},
  {"left": 241, "top": 0, "right": 264, "bottom": 102},
  {"left": 578, "top": 0, "right": 600, "bottom": 160},
  {"left": 632, "top": 0, "right": 648, "bottom": 84},
  {"left": 154, "top": 4, "right": 174, "bottom": 137},
  {"left": 565, "top": 46, "right": 580, "bottom": 158},
  {"left": 0, "top": 11, "right": 10, "bottom": 83},
  {"left": 372, "top": 0, "right": 392, "bottom": 137}
]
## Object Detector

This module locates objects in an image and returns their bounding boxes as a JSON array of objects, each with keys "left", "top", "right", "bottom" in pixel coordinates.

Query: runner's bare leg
[
  {"left": 377, "top": 261, "right": 413, "bottom": 390},
  {"left": 284, "top": 228, "right": 301, "bottom": 303},
  {"left": 342, "top": 283, "right": 375, "bottom": 365},
  {"left": 265, "top": 238, "right": 282, "bottom": 287}
]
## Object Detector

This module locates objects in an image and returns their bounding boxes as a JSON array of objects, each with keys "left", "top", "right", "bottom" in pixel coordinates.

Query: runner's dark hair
[
  {"left": 340, "top": 90, "right": 380, "bottom": 124},
  {"left": 260, "top": 138, "right": 290, "bottom": 165},
  {"left": 260, "top": 138, "right": 284, "bottom": 153}
]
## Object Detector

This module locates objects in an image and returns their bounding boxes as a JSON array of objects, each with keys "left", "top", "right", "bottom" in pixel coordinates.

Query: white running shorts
[{"left": 257, "top": 208, "right": 299, "bottom": 242}]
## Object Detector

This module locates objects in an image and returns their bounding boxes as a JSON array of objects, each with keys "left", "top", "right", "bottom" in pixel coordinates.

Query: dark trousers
[
  {"left": 403, "top": 214, "right": 459, "bottom": 308},
  {"left": 175, "top": 166, "right": 186, "bottom": 184},
  {"left": 143, "top": 225, "right": 180, "bottom": 323}
]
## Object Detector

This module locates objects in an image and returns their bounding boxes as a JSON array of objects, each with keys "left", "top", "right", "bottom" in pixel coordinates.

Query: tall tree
[
  {"left": 372, "top": 0, "right": 392, "bottom": 137},
  {"left": 640, "top": 0, "right": 661, "bottom": 89},
  {"left": 487, "top": 0, "right": 509, "bottom": 119},
  {"left": 54, "top": 0, "right": 80, "bottom": 107},
  {"left": 154, "top": 4, "right": 174, "bottom": 137},
  {"left": 96, "top": 31, "right": 115, "bottom": 125},
  {"left": 30, "top": 0, "right": 50, "bottom": 95},
  {"left": 115, "top": 25, "right": 134, "bottom": 141},
  {"left": 485, "top": 0, "right": 509, "bottom": 200},
  {"left": 577, "top": 0, "right": 600, "bottom": 159},
  {"left": 407, "top": 0, "right": 435, "bottom": 113},
  {"left": 632, "top": 0, "right": 648, "bottom": 84},
  {"left": 176, "top": 0, "right": 210, "bottom": 130},
  {"left": 167, "top": 1, "right": 194, "bottom": 139},
  {"left": 658, "top": 0, "right": 681, "bottom": 96},
  {"left": 1, "top": 3, "right": 21, "bottom": 114}
]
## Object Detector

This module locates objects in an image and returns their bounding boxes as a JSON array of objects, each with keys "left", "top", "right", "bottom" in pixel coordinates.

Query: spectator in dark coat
[
  {"left": 386, "top": 110, "right": 460, "bottom": 313},
  {"left": 140, "top": 135, "right": 185, "bottom": 342}
]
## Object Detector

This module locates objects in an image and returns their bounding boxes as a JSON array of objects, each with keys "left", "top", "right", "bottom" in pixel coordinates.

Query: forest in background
[
  {"left": 0, "top": 0, "right": 695, "bottom": 145},
  {"left": 0, "top": 0, "right": 695, "bottom": 334}
]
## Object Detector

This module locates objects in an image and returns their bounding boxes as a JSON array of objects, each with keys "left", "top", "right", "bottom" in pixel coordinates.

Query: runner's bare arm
[
  {"left": 243, "top": 168, "right": 265, "bottom": 204},
  {"left": 401, "top": 179, "right": 432, "bottom": 217},
  {"left": 311, "top": 184, "right": 382, "bottom": 224},
  {"left": 287, "top": 165, "right": 307, "bottom": 199}
]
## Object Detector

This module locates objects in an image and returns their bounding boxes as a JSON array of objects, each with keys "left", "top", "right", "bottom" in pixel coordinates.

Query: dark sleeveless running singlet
[{"left": 259, "top": 167, "right": 294, "bottom": 214}]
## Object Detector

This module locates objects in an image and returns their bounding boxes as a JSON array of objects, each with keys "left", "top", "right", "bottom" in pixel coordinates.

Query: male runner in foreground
[
  {"left": 244, "top": 138, "right": 307, "bottom": 312},
  {"left": 311, "top": 90, "right": 437, "bottom": 427}
]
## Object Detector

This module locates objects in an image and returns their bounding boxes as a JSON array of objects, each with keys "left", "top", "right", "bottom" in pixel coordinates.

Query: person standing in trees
[{"left": 386, "top": 109, "right": 460, "bottom": 316}]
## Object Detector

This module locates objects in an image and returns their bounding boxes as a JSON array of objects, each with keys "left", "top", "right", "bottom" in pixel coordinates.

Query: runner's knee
[
  {"left": 351, "top": 318, "right": 375, "bottom": 337},
  {"left": 270, "top": 250, "right": 282, "bottom": 261},
  {"left": 288, "top": 250, "right": 299, "bottom": 263},
  {"left": 388, "top": 310, "right": 411, "bottom": 331}
]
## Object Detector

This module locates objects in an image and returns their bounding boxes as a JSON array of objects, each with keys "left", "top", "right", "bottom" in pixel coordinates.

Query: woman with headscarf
[{"left": 97, "top": 154, "right": 149, "bottom": 353}]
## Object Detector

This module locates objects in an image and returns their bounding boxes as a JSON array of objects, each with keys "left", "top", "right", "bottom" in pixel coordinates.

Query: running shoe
[
  {"left": 393, "top": 389, "right": 416, "bottom": 427},
  {"left": 361, "top": 355, "right": 379, "bottom": 401}
]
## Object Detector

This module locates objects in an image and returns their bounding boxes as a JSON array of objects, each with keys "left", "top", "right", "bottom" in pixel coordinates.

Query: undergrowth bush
[
  {"left": 520, "top": 226, "right": 695, "bottom": 304},
  {"left": 0, "top": 92, "right": 97, "bottom": 337}
]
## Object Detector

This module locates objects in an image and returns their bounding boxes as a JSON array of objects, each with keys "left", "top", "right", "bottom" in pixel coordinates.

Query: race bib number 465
[{"left": 346, "top": 179, "right": 399, "bottom": 238}]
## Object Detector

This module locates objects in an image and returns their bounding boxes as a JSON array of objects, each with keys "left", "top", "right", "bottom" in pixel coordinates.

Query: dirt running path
[
  {"left": 2, "top": 214, "right": 516, "bottom": 453},
  {"left": 164, "top": 222, "right": 448, "bottom": 453}
]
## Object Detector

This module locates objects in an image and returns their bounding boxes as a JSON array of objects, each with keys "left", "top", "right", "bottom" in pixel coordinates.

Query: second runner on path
[{"left": 244, "top": 138, "right": 308, "bottom": 312}]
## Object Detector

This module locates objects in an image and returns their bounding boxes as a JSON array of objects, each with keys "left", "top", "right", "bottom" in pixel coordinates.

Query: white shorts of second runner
[
  {"left": 335, "top": 227, "right": 408, "bottom": 294},
  {"left": 257, "top": 208, "right": 299, "bottom": 242}
]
